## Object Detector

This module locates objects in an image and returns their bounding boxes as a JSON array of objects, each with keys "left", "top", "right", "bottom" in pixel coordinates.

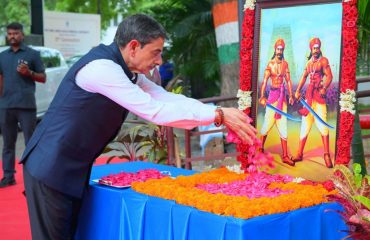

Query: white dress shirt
[{"left": 75, "top": 59, "right": 216, "bottom": 129}]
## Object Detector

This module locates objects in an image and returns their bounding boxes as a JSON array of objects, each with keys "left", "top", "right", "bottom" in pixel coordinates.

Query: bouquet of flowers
[{"left": 327, "top": 163, "right": 370, "bottom": 239}]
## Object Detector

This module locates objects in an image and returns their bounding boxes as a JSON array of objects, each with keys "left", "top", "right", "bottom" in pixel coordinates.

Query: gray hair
[{"left": 114, "top": 14, "right": 167, "bottom": 48}]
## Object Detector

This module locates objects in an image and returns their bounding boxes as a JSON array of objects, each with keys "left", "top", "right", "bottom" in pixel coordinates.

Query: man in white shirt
[{"left": 21, "top": 13, "right": 257, "bottom": 239}]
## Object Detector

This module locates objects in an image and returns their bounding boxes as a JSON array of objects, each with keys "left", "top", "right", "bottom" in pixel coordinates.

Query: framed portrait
[{"left": 238, "top": 0, "right": 358, "bottom": 181}]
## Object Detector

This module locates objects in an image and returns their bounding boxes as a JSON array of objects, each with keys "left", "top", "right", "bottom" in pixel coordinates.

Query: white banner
[{"left": 44, "top": 11, "right": 101, "bottom": 59}]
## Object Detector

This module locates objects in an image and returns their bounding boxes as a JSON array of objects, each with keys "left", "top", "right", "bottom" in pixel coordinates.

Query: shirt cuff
[{"left": 196, "top": 104, "right": 217, "bottom": 125}]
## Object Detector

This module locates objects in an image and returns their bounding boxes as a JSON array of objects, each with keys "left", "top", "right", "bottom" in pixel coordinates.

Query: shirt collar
[
  {"left": 7, "top": 43, "right": 26, "bottom": 52},
  {"left": 109, "top": 42, "right": 137, "bottom": 84}
]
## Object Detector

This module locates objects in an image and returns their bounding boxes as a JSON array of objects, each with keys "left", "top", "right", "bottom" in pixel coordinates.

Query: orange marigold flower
[{"left": 132, "top": 168, "right": 331, "bottom": 219}]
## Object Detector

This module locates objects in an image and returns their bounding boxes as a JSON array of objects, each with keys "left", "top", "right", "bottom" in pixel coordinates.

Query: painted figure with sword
[
  {"left": 293, "top": 37, "right": 334, "bottom": 168},
  {"left": 259, "top": 38, "right": 295, "bottom": 166}
]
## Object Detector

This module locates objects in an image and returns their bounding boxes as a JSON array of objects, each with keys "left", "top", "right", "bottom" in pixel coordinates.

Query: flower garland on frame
[
  {"left": 238, "top": 3, "right": 256, "bottom": 170},
  {"left": 237, "top": 0, "right": 358, "bottom": 168},
  {"left": 335, "top": 0, "right": 358, "bottom": 165}
]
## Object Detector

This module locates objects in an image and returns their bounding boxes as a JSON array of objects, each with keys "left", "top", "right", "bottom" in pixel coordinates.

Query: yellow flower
[{"left": 131, "top": 168, "right": 331, "bottom": 219}]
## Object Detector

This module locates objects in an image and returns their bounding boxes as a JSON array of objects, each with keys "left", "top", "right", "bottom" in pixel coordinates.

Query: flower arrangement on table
[
  {"left": 132, "top": 167, "right": 335, "bottom": 219},
  {"left": 98, "top": 169, "right": 167, "bottom": 187},
  {"left": 327, "top": 163, "right": 370, "bottom": 239}
]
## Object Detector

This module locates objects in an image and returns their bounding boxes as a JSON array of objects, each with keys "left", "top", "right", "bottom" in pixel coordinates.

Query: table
[{"left": 75, "top": 162, "right": 348, "bottom": 240}]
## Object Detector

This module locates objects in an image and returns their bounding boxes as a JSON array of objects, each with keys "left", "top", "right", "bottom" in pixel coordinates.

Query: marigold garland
[
  {"left": 237, "top": 0, "right": 358, "bottom": 167},
  {"left": 132, "top": 168, "right": 335, "bottom": 219}
]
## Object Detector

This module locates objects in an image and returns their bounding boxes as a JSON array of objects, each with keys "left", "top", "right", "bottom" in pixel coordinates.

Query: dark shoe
[
  {"left": 0, "top": 177, "right": 16, "bottom": 188},
  {"left": 282, "top": 156, "right": 295, "bottom": 166}
]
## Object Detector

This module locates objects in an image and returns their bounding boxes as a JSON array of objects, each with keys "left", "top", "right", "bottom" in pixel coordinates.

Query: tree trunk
[
  {"left": 212, "top": 0, "right": 240, "bottom": 107},
  {"left": 220, "top": 62, "right": 239, "bottom": 107}
]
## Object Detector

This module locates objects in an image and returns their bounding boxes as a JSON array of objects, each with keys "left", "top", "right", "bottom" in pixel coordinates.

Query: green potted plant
[{"left": 328, "top": 163, "right": 370, "bottom": 239}]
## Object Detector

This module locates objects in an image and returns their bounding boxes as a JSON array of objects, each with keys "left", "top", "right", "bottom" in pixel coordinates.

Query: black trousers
[
  {"left": 0, "top": 108, "right": 36, "bottom": 178},
  {"left": 23, "top": 166, "right": 82, "bottom": 240}
]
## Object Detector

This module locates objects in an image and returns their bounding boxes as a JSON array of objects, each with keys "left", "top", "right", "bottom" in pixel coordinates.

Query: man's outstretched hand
[{"left": 221, "top": 108, "right": 258, "bottom": 145}]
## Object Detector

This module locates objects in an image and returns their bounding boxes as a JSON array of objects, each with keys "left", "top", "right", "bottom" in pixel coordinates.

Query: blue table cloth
[{"left": 75, "top": 162, "right": 349, "bottom": 240}]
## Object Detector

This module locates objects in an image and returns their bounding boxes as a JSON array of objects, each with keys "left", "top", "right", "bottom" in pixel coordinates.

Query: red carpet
[
  {"left": 0, "top": 156, "right": 126, "bottom": 239},
  {"left": 0, "top": 160, "right": 30, "bottom": 240}
]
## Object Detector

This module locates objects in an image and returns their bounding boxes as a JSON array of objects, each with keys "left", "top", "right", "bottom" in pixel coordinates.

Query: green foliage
[
  {"left": 122, "top": 0, "right": 221, "bottom": 98},
  {"left": 171, "top": 85, "right": 183, "bottom": 94},
  {"left": 1, "top": 0, "right": 221, "bottom": 98},
  {"left": 333, "top": 164, "right": 358, "bottom": 196},
  {"left": 352, "top": 102, "right": 367, "bottom": 175},
  {"left": 141, "top": 123, "right": 168, "bottom": 164},
  {"left": 357, "top": 0, "right": 370, "bottom": 56},
  {"left": 103, "top": 123, "right": 169, "bottom": 164},
  {"left": 165, "top": 76, "right": 188, "bottom": 95},
  {"left": 103, "top": 124, "right": 151, "bottom": 162},
  {"left": 333, "top": 163, "right": 370, "bottom": 204},
  {"left": 352, "top": 163, "right": 362, "bottom": 188},
  {"left": 44, "top": 0, "right": 58, "bottom": 10},
  {"left": 0, "top": 0, "right": 30, "bottom": 35},
  {"left": 353, "top": 162, "right": 364, "bottom": 187},
  {"left": 353, "top": 195, "right": 370, "bottom": 210},
  {"left": 329, "top": 163, "right": 370, "bottom": 238},
  {"left": 357, "top": 0, "right": 370, "bottom": 75},
  {"left": 45, "top": 0, "right": 122, "bottom": 31},
  {"left": 0, "top": 0, "right": 122, "bottom": 37},
  {"left": 41, "top": 55, "right": 60, "bottom": 68}
]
